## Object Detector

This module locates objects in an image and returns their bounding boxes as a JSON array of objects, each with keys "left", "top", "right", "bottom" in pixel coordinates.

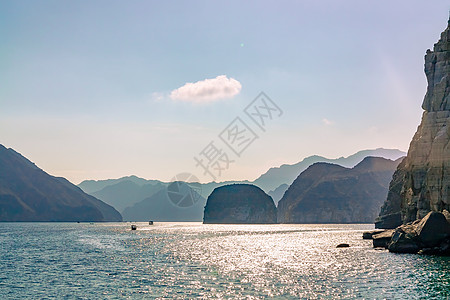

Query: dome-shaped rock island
[{"left": 203, "top": 184, "right": 277, "bottom": 224}]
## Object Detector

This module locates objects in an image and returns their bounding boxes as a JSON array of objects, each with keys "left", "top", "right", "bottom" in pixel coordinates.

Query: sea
[{"left": 1, "top": 222, "right": 449, "bottom": 299}]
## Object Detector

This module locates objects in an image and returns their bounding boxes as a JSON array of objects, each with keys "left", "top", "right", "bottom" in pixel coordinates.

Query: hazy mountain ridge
[
  {"left": 77, "top": 148, "right": 405, "bottom": 220},
  {"left": 0, "top": 145, "right": 122, "bottom": 222},
  {"left": 268, "top": 184, "right": 289, "bottom": 206},
  {"left": 277, "top": 156, "right": 403, "bottom": 223},
  {"left": 253, "top": 148, "right": 406, "bottom": 192},
  {"left": 122, "top": 183, "right": 206, "bottom": 221},
  {"left": 92, "top": 180, "right": 165, "bottom": 213}
]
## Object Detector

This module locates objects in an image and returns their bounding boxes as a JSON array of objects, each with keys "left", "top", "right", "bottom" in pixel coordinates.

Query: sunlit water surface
[{"left": 1, "top": 222, "right": 449, "bottom": 299}]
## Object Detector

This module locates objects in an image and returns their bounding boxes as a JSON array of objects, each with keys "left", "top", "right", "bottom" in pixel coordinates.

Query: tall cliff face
[{"left": 376, "top": 20, "right": 450, "bottom": 228}]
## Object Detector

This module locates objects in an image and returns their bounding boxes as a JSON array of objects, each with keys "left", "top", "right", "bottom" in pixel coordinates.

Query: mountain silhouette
[{"left": 0, "top": 145, "right": 122, "bottom": 222}]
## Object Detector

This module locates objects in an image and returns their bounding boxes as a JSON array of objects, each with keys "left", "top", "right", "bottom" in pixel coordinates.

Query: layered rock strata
[{"left": 376, "top": 19, "right": 450, "bottom": 228}]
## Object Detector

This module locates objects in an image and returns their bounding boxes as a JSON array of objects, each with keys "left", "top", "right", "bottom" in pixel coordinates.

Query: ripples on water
[{"left": 0, "top": 222, "right": 449, "bottom": 299}]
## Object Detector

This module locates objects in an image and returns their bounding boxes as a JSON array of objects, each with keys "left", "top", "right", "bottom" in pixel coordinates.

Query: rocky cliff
[
  {"left": 376, "top": 19, "right": 450, "bottom": 228},
  {"left": 203, "top": 184, "right": 277, "bottom": 224},
  {"left": 277, "top": 157, "right": 402, "bottom": 223},
  {"left": 0, "top": 145, "right": 122, "bottom": 222}
]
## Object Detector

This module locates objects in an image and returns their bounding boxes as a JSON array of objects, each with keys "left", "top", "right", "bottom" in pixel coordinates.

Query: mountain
[
  {"left": 376, "top": 19, "right": 450, "bottom": 228},
  {"left": 268, "top": 184, "right": 289, "bottom": 206},
  {"left": 77, "top": 148, "right": 405, "bottom": 214},
  {"left": 92, "top": 180, "right": 165, "bottom": 213},
  {"left": 277, "top": 157, "right": 403, "bottom": 223},
  {"left": 79, "top": 175, "right": 157, "bottom": 194},
  {"left": 122, "top": 182, "right": 206, "bottom": 221},
  {"left": 203, "top": 184, "right": 277, "bottom": 224},
  {"left": 0, "top": 145, "right": 122, "bottom": 222},
  {"left": 253, "top": 148, "right": 406, "bottom": 192}
]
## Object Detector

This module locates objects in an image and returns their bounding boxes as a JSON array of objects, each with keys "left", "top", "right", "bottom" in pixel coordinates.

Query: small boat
[
  {"left": 149, "top": 221, "right": 153, "bottom": 225},
  {"left": 131, "top": 225, "right": 137, "bottom": 230}
]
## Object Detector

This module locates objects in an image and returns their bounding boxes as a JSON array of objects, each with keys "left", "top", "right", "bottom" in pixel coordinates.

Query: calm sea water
[{"left": 0, "top": 222, "right": 449, "bottom": 299}]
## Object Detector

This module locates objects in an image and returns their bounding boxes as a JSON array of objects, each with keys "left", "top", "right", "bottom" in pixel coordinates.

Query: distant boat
[
  {"left": 149, "top": 221, "right": 153, "bottom": 225},
  {"left": 131, "top": 225, "right": 137, "bottom": 230}
]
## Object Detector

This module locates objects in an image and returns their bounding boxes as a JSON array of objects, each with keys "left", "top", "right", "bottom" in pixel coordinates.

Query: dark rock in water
[
  {"left": 277, "top": 157, "right": 401, "bottom": 223},
  {"left": 415, "top": 211, "right": 450, "bottom": 247},
  {"left": 0, "top": 144, "right": 122, "bottom": 222},
  {"left": 362, "top": 230, "right": 385, "bottom": 239},
  {"left": 387, "top": 225, "right": 421, "bottom": 254},
  {"left": 386, "top": 211, "right": 450, "bottom": 254},
  {"left": 377, "top": 18, "right": 450, "bottom": 227},
  {"left": 372, "top": 230, "right": 395, "bottom": 248},
  {"left": 336, "top": 243, "right": 350, "bottom": 248},
  {"left": 203, "top": 184, "right": 276, "bottom": 224}
]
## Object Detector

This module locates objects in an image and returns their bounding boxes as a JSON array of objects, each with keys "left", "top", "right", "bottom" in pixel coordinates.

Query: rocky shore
[{"left": 365, "top": 211, "right": 450, "bottom": 255}]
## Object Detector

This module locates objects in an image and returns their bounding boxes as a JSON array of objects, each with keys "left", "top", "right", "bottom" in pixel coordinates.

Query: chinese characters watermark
[{"left": 194, "top": 92, "right": 282, "bottom": 181}]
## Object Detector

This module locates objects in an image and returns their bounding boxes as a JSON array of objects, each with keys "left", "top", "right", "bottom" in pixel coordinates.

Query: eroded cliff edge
[{"left": 376, "top": 19, "right": 450, "bottom": 229}]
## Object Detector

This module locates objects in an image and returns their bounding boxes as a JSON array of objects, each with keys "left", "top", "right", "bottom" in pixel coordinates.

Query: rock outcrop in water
[
  {"left": 0, "top": 145, "right": 122, "bottom": 222},
  {"left": 277, "top": 157, "right": 402, "bottom": 223},
  {"left": 371, "top": 211, "right": 450, "bottom": 255},
  {"left": 203, "top": 184, "right": 277, "bottom": 224},
  {"left": 376, "top": 19, "right": 450, "bottom": 229}
]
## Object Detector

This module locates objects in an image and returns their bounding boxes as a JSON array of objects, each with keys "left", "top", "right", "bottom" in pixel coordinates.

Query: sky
[{"left": 1, "top": 1, "right": 449, "bottom": 184}]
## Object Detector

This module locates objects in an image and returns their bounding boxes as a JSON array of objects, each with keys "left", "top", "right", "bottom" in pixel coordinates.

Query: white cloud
[
  {"left": 150, "top": 92, "right": 165, "bottom": 102},
  {"left": 170, "top": 75, "right": 241, "bottom": 104},
  {"left": 322, "top": 118, "right": 334, "bottom": 126}
]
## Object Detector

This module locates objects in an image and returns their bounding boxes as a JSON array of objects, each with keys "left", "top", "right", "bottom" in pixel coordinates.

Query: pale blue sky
[{"left": 1, "top": 1, "right": 449, "bottom": 183}]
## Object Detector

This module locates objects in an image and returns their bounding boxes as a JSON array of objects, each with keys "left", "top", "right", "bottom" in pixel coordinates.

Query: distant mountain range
[
  {"left": 268, "top": 184, "right": 289, "bottom": 206},
  {"left": 0, "top": 145, "right": 122, "bottom": 222},
  {"left": 122, "top": 182, "right": 206, "bottom": 221},
  {"left": 78, "top": 148, "right": 405, "bottom": 220},
  {"left": 277, "top": 156, "right": 403, "bottom": 223},
  {"left": 253, "top": 148, "right": 406, "bottom": 192}
]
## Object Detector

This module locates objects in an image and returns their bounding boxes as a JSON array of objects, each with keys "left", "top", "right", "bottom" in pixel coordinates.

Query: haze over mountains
[
  {"left": 78, "top": 148, "right": 405, "bottom": 221},
  {"left": 0, "top": 143, "right": 405, "bottom": 223},
  {"left": 254, "top": 148, "right": 406, "bottom": 192},
  {"left": 277, "top": 156, "right": 403, "bottom": 223},
  {"left": 0, "top": 145, "right": 122, "bottom": 222},
  {"left": 122, "top": 183, "right": 206, "bottom": 222}
]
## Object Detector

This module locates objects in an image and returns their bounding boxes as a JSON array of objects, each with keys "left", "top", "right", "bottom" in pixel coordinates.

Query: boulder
[
  {"left": 372, "top": 230, "right": 395, "bottom": 248},
  {"left": 415, "top": 211, "right": 450, "bottom": 247},
  {"left": 363, "top": 230, "right": 385, "bottom": 239},
  {"left": 336, "top": 243, "right": 350, "bottom": 248},
  {"left": 385, "top": 211, "right": 450, "bottom": 254},
  {"left": 387, "top": 225, "right": 421, "bottom": 254}
]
